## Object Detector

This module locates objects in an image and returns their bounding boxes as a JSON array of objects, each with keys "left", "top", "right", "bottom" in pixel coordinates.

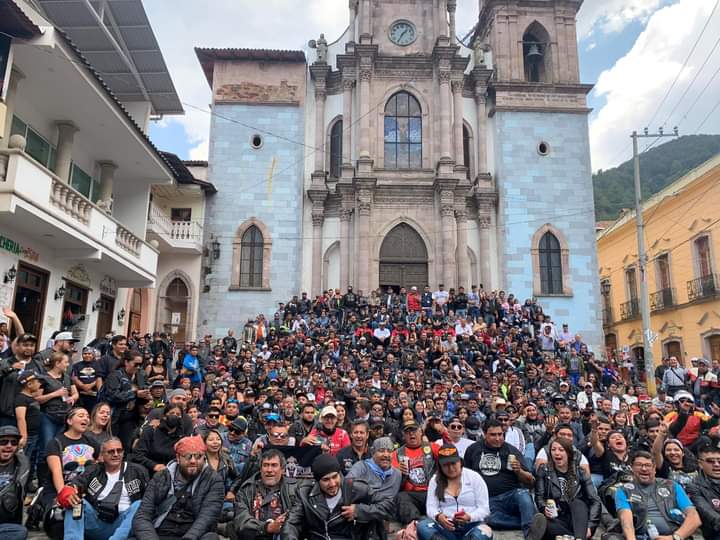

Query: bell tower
[{"left": 473, "top": 0, "right": 604, "bottom": 354}]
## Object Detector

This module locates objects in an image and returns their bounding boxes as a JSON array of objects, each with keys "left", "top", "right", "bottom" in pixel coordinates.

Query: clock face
[{"left": 389, "top": 20, "right": 416, "bottom": 46}]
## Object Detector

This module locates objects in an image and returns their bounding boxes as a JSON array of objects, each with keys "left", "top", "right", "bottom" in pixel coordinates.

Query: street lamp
[
  {"left": 92, "top": 299, "right": 103, "bottom": 312},
  {"left": 601, "top": 280, "right": 611, "bottom": 297},
  {"left": 211, "top": 237, "right": 221, "bottom": 260},
  {"left": 117, "top": 308, "right": 126, "bottom": 325},
  {"left": 55, "top": 283, "right": 66, "bottom": 300},
  {"left": 3, "top": 265, "right": 16, "bottom": 284}
]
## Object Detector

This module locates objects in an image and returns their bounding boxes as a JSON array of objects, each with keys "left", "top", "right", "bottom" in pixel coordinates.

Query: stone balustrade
[
  {"left": 49, "top": 177, "right": 91, "bottom": 224},
  {"left": 171, "top": 219, "right": 202, "bottom": 241},
  {"left": 115, "top": 224, "right": 141, "bottom": 256}
]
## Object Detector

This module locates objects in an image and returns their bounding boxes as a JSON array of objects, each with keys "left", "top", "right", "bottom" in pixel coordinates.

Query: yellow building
[{"left": 597, "top": 153, "right": 720, "bottom": 373}]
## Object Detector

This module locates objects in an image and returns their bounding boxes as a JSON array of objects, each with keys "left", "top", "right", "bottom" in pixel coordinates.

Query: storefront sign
[
  {"left": 66, "top": 264, "right": 91, "bottom": 286},
  {"left": 0, "top": 234, "right": 39, "bottom": 262},
  {"left": 100, "top": 276, "right": 117, "bottom": 297}
]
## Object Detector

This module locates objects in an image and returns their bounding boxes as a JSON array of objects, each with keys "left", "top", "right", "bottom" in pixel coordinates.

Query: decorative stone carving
[
  {"left": 312, "top": 213, "right": 325, "bottom": 227},
  {"left": 66, "top": 264, "right": 91, "bottom": 286},
  {"left": 438, "top": 70, "right": 451, "bottom": 84},
  {"left": 215, "top": 81, "right": 300, "bottom": 105},
  {"left": 308, "top": 34, "right": 328, "bottom": 63},
  {"left": 340, "top": 208, "right": 353, "bottom": 222},
  {"left": 451, "top": 79, "right": 464, "bottom": 93},
  {"left": 455, "top": 209, "right": 468, "bottom": 223},
  {"left": 359, "top": 69, "right": 372, "bottom": 82},
  {"left": 478, "top": 215, "right": 492, "bottom": 229},
  {"left": 342, "top": 79, "right": 355, "bottom": 90},
  {"left": 441, "top": 206, "right": 455, "bottom": 218}
]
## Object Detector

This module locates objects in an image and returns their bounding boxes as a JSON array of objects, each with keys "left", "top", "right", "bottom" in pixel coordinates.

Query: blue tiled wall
[
  {"left": 199, "top": 104, "right": 305, "bottom": 335},
  {"left": 494, "top": 111, "right": 603, "bottom": 353}
]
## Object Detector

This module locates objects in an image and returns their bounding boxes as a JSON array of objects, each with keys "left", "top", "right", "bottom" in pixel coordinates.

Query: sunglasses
[
  {"left": 270, "top": 433, "right": 289, "bottom": 439},
  {"left": 701, "top": 458, "right": 720, "bottom": 465},
  {"left": 678, "top": 399, "right": 692, "bottom": 404},
  {"left": 207, "top": 414, "right": 219, "bottom": 419},
  {"left": 104, "top": 448, "right": 123, "bottom": 455},
  {"left": 180, "top": 453, "right": 205, "bottom": 461},
  {"left": 0, "top": 439, "right": 18, "bottom": 447},
  {"left": 449, "top": 424, "right": 463, "bottom": 430}
]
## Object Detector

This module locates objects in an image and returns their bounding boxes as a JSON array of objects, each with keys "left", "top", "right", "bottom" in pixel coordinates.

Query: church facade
[{"left": 196, "top": 0, "right": 602, "bottom": 353}]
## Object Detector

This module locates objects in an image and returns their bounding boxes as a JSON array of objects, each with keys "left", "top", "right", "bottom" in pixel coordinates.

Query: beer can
[
  {"left": 546, "top": 499, "right": 558, "bottom": 518},
  {"left": 399, "top": 456, "right": 410, "bottom": 469},
  {"left": 507, "top": 454, "right": 517, "bottom": 470}
]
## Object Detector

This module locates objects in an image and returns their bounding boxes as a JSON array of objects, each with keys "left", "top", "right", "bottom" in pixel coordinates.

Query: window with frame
[
  {"left": 625, "top": 267, "right": 638, "bottom": 300},
  {"left": 695, "top": 235, "right": 713, "bottom": 278},
  {"left": 329, "top": 120, "right": 343, "bottom": 178},
  {"left": 11, "top": 115, "right": 56, "bottom": 170},
  {"left": 384, "top": 91, "right": 422, "bottom": 169},
  {"left": 240, "top": 225, "right": 264, "bottom": 288},
  {"left": 539, "top": 231, "right": 562, "bottom": 294}
]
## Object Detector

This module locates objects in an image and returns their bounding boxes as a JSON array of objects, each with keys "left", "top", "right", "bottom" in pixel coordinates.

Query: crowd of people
[{"left": 0, "top": 284, "right": 719, "bottom": 540}]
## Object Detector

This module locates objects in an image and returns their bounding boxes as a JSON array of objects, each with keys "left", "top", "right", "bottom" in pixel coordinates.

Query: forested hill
[{"left": 593, "top": 134, "right": 720, "bottom": 221}]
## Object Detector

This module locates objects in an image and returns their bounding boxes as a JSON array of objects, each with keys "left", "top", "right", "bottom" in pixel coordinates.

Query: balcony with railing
[
  {"left": 650, "top": 287, "right": 676, "bottom": 312},
  {"left": 147, "top": 202, "right": 203, "bottom": 253},
  {"left": 602, "top": 306, "right": 613, "bottom": 326},
  {"left": 687, "top": 273, "right": 720, "bottom": 302},
  {"left": 620, "top": 298, "right": 640, "bottom": 321},
  {"left": 0, "top": 148, "right": 157, "bottom": 285}
]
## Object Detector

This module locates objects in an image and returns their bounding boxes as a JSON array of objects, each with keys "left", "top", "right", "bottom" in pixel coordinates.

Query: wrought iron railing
[
  {"left": 687, "top": 273, "right": 719, "bottom": 302},
  {"left": 620, "top": 298, "right": 640, "bottom": 320},
  {"left": 650, "top": 287, "right": 675, "bottom": 311}
]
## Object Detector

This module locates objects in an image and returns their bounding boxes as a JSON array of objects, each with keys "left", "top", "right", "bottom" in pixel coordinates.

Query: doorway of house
[
  {"left": 379, "top": 223, "right": 428, "bottom": 291},
  {"left": 12, "top": 263, "right": 49, "bottom": 341}
]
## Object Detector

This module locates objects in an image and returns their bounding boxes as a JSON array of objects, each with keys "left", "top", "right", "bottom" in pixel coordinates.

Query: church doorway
[
  {"left": 160, "top": 277, "right": 190, "bottom": 347},
  {"left": 379, "top": 223, "right": 428, "bottom": 291}
]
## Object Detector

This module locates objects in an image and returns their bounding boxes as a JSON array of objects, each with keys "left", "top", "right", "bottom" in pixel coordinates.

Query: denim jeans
[
  {"left": 64, "top": 499, "right": 141, "bottom": 540},
  {"left": 486, "top": 488, "right": 536, "bottom": 534},
  {"left": 21, "top": 433, "right": 39, "bottom": 489},
  {"left": 37, "top": 413, "right": 64, "bottom": 482},
  {"left": 523, "top": 442, "right": 536, "bottom": 470},
  {"left": 416, "top": 518, "right": 492, "bottom": 540},
  {"left": 0, "top": 523, "right": 27, "bottom": 540}
]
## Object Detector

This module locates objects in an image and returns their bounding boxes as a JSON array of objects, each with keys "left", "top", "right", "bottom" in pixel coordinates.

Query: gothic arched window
[
  {"left": 329, "top": 120, "right": 343, "bottom": 178},
  {"left": 539, "top": 231, "right": 562, "bottom": 294},
  {"left": 240, "top": 225, "right": 264, "bottom": 288},
  {"left": 384, "top": 91, "right": 422, "bottom": 169}
]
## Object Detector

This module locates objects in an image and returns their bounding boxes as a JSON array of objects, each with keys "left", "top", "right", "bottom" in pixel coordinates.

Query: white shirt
[
  {"left": 426, "top": 468, "right": 490, "bottom": 523},
  {"left": 98, "top": 469, "right": 131, "bottom": 513},
  {"left": 534, "top": 448, "right": 589, "bottom": 469},
  {"left": 373, "top": 327, "right": 390, "bottom": 341},
  {"left": 432, "top": 290, "right": 449, "bottom": 305},
  {"left": 435, "top": 437, "right": 474, "bottom": 458},
  {"left": 455, "top": 323, "right": 473, "bottom": 336},
  {"left": 504, "top": 426, "right": 525, "bottom": 454}
]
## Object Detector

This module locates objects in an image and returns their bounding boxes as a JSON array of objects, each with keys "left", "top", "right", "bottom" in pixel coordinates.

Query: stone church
[{"left": 196, "top": 0, "right": 602, "bottom": 352}]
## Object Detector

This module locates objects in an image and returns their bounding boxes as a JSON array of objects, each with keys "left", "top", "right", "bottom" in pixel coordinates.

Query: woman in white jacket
[{"left": 416, "top": 443, "right": 493, "bottom": 540}]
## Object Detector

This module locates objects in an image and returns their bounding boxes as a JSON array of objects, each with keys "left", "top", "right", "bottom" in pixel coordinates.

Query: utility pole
[{"left": 631, "top": 126, "right": 678, "bottom": 396}]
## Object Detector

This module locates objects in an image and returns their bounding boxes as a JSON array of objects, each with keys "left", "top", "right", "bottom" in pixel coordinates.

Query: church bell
[{"left": 525, "top": 43, "right": 543, "bottom": 63}]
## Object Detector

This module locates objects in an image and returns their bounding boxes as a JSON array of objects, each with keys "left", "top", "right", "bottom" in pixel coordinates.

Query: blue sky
[{"left": 145, "top": 0, "right": 720, "bottom": 172}]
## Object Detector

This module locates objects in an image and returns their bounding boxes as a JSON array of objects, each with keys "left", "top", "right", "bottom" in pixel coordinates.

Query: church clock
[{"left": 389, "top": 20, "right": 416, "bottom": 46}]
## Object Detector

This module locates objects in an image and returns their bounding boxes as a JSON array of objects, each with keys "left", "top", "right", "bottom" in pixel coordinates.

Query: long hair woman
[
  {"left": 86, "top": 401, "right": 112, "bottom": 448},
  {"left": 416, "top": 444, "right": 492, "bottom": 540},
  {"left": 532, "top": 436, "right": 601, "bottom": 540},
  {"left": 652, "top": 424, "right": 699, "bottom": 488}
]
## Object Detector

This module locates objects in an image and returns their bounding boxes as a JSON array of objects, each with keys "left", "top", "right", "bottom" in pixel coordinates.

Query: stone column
[
  {"left": 358, "top": 68, "right": 371, "bottom": 158},
  {"left": 97, "top": 160, "right": 117, "bottom": 212},
  {"left": 339, "top": 208, "right": 352, "bottom": 289},
  {"left": 456, "top": 207, "right": 469, "bottom": 288},
  {"left": 342, "top": 78, "right": 354, "bottom": 165},
  {"left": 447, "top": 0, "right": 457, "bottom": 44},
  {"left": 356, "top": 187, "right": 372, "bottom": 293},
  {"left": 348, "top": 0, "right": 357, "bottom": 43},
  {"left": 360, "top": 0, "right": 371, "bottom": 40},
  {"left": 509, "top": 14, "right": 522, "bottom": 81},
  {"left": 439, "top": 71, "right": 452, "bottom": 159},
  {"left": 452, "top": 79, "right": 464, "bottom": 168},
  {"left": 440, "top": 189, "right": 456, "bottom": 288},
  {"left": 311, "top": 212, "right": 324, "bottom": 296},
  {"left": 475, "top": 89, "right": 488, "bottom": 174},
  {"left": 54, "top": 121, "right": 79, "bottom": 183},
  {"left": 314, "top": 86, "right": 327, "bottom": 172},
  {"left": 1, "top": 69, "right": 25, "bottom": 145},
  {"left": 475, "top": 192, "right": 495, "bottom": 288}
]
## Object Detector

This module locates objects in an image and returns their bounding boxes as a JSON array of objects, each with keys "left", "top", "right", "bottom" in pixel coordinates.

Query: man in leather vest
[
  {"left": 0, "top": 426, "right": 29, "bottom": 540},
  {"left": 614, "top": 451, "right": 700, "bottom": 540},
  {"left": 686, "top": 438, "right": 720, "bottom": 539},
  {"left": 130, "top": 435, "right": 224, "bottom": 540},
  {"left": 391, "top": 419, "right": 439, "bottom": 525},
  {"left": 58, "top": 437, "right": 148, "bottom": 540}
]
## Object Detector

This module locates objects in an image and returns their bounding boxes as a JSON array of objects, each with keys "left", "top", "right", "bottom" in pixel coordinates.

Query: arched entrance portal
[
  {"left": 379, "top": 223, "right": 428, "bottom": 291},
  {"left": 160, "top": 277, "right": 190, "bottom": 346}
]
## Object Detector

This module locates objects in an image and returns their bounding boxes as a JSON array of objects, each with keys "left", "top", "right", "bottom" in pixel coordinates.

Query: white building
[{"left": 0, "top": 0, "right": 190, "bottom": 345}]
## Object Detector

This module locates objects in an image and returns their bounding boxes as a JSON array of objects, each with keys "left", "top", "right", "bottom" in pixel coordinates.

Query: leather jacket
[
  {"left": 534, "top": 463, "right": 601, "bottom": 529},
  {"left": 686, "top": 470, "right": 720, "bottom": 540}
]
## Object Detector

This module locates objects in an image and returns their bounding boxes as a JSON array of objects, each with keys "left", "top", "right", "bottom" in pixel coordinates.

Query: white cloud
[
  {"left": 577, "top": 0, "right": 665, "bottom": 39},
  {"left": 145, "top": 0, "right": 349, "bottom": 160},
  {"left": 589, "top": 0, "right": 720, "bottom": 171}
]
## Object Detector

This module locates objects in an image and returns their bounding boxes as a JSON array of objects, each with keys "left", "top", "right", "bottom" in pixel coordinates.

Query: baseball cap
[
  {"left": 402, "top": 419, "right": 420, "bottom": 431},
  {"left": 320, "top": 406, "right": 337, "bottom": 418},
  {"left": 0, "top": 426, "right": 20, "bottom": 438},
  {"left": 54, "top": 331, "right": 79, "bottom": 342},
  {"left": 17, "top": 371, "right": 37, "bottom": 385},
  {"left": 437, "top": 444, "right": 462, "bottom": 466},
  {"left": 230, "top": 417, "right": 248, "bottom": 432},
  {"left": 150, "top": 380, "right": 165, "bottom": 388},
  {"left": 265, "top": 413, "right": 281, "bottom": 423},
  {"left": 674, "top": 391, "right": 694, "bottom": 403}
]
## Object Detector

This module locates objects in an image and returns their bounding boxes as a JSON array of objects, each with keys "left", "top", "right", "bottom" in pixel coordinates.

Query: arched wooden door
[{"left": 379, "top": 223, "right": 428, "bottom": 291}]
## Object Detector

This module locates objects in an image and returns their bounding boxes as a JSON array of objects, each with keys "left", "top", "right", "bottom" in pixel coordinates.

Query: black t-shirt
[
  {"left": 600, "top": 450, "right": 631, "bottom": 479},
  {"left": 72, "top": 360, "right": 99, "bottom": 391},
  {"left": 45, "top": 433, "right": 98, "bottom": 486},
  {"left": 40, "top": 372, "right": 72, "bottom": 421},
  {"left": 466, "top": 442, "right": 527, "bottom": 497},
  {"left": 0, "top": 460, "right": 16, "bottom": 491},
  {"left": 14, "top": 393, "right": 40, "bottom": 435}
]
